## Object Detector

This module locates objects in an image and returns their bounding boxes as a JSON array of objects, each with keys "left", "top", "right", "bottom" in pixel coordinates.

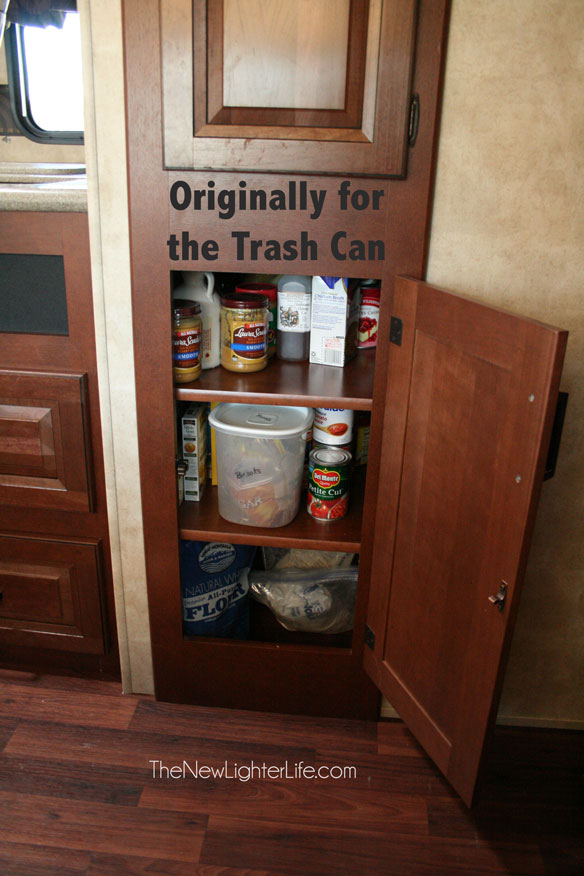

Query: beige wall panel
[
  {"left": 81, "top": 0, "right": 153, "bottom": 694},
  {"left": 427, "top": 0, "right": 584, "bottom": 726}
]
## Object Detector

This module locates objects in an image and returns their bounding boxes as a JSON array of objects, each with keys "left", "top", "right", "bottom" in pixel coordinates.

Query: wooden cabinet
[
  {"left": 124, "top": 0, "right": 567, "bottom": 805},
  {"left": 161, "top": 0, "right": 418, "bottom": 176},
  {"left": 0, "top": 370, "right": 94, "bottom": 512},
  {"left": 0, "top": 212, "right": 118, "bottom": 676},
  {"left": 0, "top": 534, "right": 107, "bottom": 654}
]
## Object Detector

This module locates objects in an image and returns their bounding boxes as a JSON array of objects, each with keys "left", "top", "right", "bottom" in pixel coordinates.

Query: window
[{"left": 5, "top": 11, "right": 84, "bottom": 144}]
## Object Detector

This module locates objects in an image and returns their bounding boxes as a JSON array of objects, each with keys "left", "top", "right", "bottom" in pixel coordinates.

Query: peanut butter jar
[
  {"left": 220, "top": 292, "right": 268, "bottom": 373},
  {"left": 172, "top": 299, "right": 202, "bottom": 383}
]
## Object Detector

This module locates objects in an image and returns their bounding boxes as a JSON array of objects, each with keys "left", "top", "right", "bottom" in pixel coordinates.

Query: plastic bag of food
[
  {"left": 260, "top": 547, "right": 355, "bottom": 570},
  {"left": 180, "top": 541, "right": 256, "bottom": 638},
  {"left": 248, "top": 567, "right": 358, "bottom": 633}
]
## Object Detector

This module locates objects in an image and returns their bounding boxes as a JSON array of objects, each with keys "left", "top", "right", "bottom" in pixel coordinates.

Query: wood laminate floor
[{"left": 0, "top": 670, "right": 581, "bottom": 875}]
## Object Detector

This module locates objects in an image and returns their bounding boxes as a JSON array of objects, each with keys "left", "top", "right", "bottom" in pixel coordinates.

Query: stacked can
[
  {"left": 307, "top": 408, "right": 353, "bottom": 521},
  {"left": 312, "top": 407, "right": 354, "bottom": 451},
  {"left": 307, "top": 447, "right": 352, "bottom": 521}
]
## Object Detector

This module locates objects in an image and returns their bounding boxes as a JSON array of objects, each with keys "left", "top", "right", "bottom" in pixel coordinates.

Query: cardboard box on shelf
[
  {"left": 309, "top": 277, "right": 360, "bottom": 367},
  {"left": 181, "top": 403, "right": 208, "bottom": 501}
]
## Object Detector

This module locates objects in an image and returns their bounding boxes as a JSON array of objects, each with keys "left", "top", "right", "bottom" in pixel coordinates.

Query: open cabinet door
[{"left": 362, "top": 277, "right": 567, "bottom": 805}]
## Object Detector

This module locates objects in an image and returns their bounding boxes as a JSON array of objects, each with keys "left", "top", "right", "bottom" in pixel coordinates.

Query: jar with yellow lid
[
  {"left": 172, "top": 299, "right": 202, "bottom": 383},
  {"left": 220, "top": 292, "right": 269, "bottom": 372}
]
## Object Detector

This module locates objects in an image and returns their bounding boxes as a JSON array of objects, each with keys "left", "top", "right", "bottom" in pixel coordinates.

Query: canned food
[
  {"left": 311, "top": 438, "right": 353, "bottom": 455},
  {"left": 313, "top": 408, "right": 354, "bottom": 446},
  {"left": 307, "top": 447, "right": 351, "bottom": 521}
]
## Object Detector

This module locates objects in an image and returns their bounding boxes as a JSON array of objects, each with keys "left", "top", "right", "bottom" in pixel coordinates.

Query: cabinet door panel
[
  {"left": 0, "top": 371, "right": 93, "bottom": 512},
  {"left": 363, "top": 277, "right": 567, "bottom": 805},
  {"left": 161, "top": 0, "right": 417, "bottom": 175},
  {"left": 0, "top": 535, "right": 108, "bottom": 654}
]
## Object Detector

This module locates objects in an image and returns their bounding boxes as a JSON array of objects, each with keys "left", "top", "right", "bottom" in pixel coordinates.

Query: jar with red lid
[
  {"left": 357, "top": 281, "right": 381, "bottom": 348},
  {"left": 172, "top": 299, "right": 202, "bottom": 383},
  {"left": 220, "top": 291, "right": 269, "bottom": 372}
]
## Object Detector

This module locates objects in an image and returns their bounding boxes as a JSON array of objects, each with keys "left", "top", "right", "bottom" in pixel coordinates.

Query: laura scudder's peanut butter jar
[{"left": 220, "top": 291, "right": 269, "bottom": 372}]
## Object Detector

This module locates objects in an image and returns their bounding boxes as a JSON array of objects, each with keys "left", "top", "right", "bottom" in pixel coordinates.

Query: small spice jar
[
  {"left": 172, "top": 299, "right": 202, "bottom": 384},
  {"left": 220, "top": 291, "right": 269, "bottom": 372}
]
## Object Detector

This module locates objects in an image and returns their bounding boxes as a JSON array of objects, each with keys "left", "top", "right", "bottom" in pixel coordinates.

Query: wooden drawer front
[
  {"left": 0, "top": 370, "right": 93, "bottom": 512},
  {"left": 0, "top": 535, "right": 107, "bottom": 654}
]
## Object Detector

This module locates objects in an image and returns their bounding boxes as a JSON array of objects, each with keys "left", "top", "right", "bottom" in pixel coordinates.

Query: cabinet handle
[{"left": 488, "top": 582, "right": 507, "bottom": 611}]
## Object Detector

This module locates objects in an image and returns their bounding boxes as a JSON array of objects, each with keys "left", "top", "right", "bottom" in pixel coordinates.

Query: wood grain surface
[{"left": 0, "top": 671, "right": 581, "bottom": 875}]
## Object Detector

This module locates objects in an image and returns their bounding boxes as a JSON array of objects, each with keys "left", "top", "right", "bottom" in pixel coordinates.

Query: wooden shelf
[
  {"left": 174, "top": 349, "right": 376, "bottom": 410},
  {"left": 179, "top": 475, "right": 365, "bottom": 552}
]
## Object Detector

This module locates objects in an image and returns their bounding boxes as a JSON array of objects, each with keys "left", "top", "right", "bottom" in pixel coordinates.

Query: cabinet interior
[{"left": 172, "top": 268, "right": 375, "bottom": 653}]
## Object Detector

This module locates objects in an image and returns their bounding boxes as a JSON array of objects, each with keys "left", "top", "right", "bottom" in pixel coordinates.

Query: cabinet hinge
[
  {"left": 408, "top": 94, "right": 420, "bottom": 147},
  {"left": 364, "top": 624, "right": 375, "bottom": 650},
  {"left": 390, "top": 316, "right": 403, "bottom": 346}
]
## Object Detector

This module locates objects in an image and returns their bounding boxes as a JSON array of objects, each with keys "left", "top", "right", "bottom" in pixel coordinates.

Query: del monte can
[{"left": 307, "top": 447, "right": 351, "bottom": 521}]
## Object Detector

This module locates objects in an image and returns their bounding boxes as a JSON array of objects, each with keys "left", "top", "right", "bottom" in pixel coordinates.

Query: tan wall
[
  {"left": 82, "top": 1, "right": 583, "bottom": 722},
  {"left": 426, "top": 0, "right": 583, "bottom": 726}
]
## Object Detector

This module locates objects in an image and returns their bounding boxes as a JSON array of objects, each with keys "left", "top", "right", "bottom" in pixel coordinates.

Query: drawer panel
[
  {"left": 0, "top": 370, "right": 93, "bottom": 512},
  {"left": 0, "top": 534, "right": 107, "bottom": 654}
]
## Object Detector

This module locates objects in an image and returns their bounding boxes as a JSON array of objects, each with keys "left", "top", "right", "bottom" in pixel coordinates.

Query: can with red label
[
  {"left": 307, "top": 447, "right": 351, "bottom": 521},
  {"left": 357, "top": 282, "right": 381, "bottom": 348},
  {"left": 313, "top": 407, "right": 354, "bottom": 446}
]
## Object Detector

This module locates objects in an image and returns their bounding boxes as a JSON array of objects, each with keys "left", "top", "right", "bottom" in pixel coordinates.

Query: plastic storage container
[{"left": 209, "top": 403, "right": 314, "bottom": 528}]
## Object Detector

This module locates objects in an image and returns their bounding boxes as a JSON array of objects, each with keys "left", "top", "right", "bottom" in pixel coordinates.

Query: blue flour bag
[{"left": 180, "top": 541, "right": 256, "bottom": 638}]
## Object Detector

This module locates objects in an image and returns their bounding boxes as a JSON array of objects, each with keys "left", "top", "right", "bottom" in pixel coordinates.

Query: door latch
[
  {"left": 408, "top": 94, "right": 420, "bottom": 146},
  {"left": 488, "top": 582, "right": 507, "bottom": 612},
  {"left": 390, "top": 316, "right": 403, "bottom": 346},
  {"left": 364, "top": 624, "right": 376, "bottom": 650}
]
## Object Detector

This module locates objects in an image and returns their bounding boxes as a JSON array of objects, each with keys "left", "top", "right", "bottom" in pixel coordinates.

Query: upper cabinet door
[
  {"left": 363, "top": 277, "right": 567, "bottom": 805},
  {"left": 161, "top": 0, "right": 418, "bottom": 176}
]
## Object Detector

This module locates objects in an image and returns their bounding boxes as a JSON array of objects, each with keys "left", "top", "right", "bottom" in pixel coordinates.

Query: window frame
[{"left": 4, "top": 20, "right": 84, "bottom": 145}]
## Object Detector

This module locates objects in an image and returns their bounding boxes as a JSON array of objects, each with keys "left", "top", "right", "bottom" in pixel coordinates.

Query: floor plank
[
  {"left": 0, "top": 716, "right": 19, "bottom": 751},
  {"left": 0, "top": 669, "right": 128, "bottom": 698},
  {"left": 0, "top": 790, "right": 207, "bottom": 863},
  {"left": 4, "top": 720, "right": 316, "bottom": 772},
  {"left": 0, "top": 683, "right": 137, "bottom": 730},
  {"left": 0, "top": 841, "right": 89, "bottom": 876},
  {"left": 139, "top": 779, "right": 428, "bottom": 836},
  {"left": 86, "top": 853, "right": 287, "bottom": 876},
  {"left": 0, "top": 682, "right": 138, "bottom": 729},
  {"left": 0, "top": 755, "right": 143, "bottom": 806},
  {"left": 131, "top": 698, "right": 378, "bottom": 754},
  {"left": 199, "top": 815, "right": 545, "bottom": 876}
]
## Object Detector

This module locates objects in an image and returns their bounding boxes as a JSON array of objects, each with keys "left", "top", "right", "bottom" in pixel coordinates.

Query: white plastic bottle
[
  {"left": 277, "top": 275, "right": 312, "bottom": 361},
  {"left": 173, "top": 272, "right": 220, "bottom": 369}
]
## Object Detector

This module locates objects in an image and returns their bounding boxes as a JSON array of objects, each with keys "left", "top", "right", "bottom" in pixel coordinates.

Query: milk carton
[{"left": 309, "top": 276, "right": 360, "bottom": 367}]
